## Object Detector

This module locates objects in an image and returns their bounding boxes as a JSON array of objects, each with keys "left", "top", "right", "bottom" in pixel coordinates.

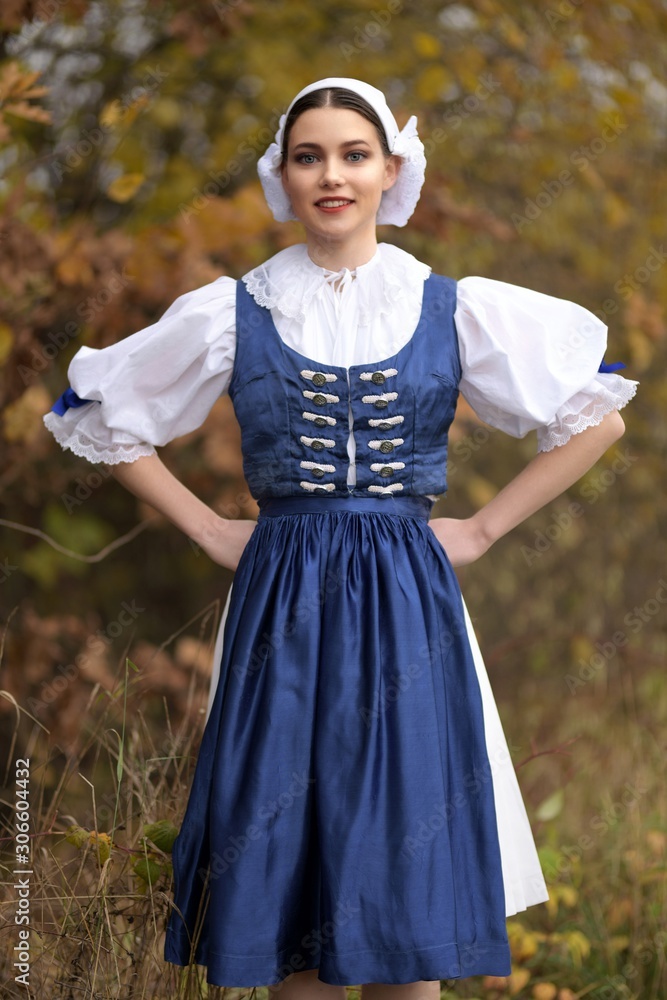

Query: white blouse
[{"left": 43, "top": 242, "right": 638, "bottom": 485}]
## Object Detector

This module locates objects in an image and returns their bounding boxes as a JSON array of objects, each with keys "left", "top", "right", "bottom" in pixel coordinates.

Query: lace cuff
[
  {"left": 43, "top": 410, "right": 157, "bottom": 464},
  {"left": 537, "top": 372, "right": 638, "bottom": 452}
]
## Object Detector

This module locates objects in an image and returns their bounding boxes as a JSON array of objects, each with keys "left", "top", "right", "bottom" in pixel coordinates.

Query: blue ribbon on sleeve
[
  {"left": 598, "top": 359, "right": 626, "bottom": 373},
  {"left": 50, "top": 386, "right": 97, "bottom": 416}
]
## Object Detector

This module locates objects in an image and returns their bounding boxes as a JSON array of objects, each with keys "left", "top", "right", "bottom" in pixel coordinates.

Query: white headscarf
[{"left": 256, "top": 77, "right": 427, "bottom": 227}]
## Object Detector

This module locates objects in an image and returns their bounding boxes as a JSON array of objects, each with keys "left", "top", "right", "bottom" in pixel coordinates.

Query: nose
[{"left": 319, "top": 157, "right": 345, "bottom": 187}]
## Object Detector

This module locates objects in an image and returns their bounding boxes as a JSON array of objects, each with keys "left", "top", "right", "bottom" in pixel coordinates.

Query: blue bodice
[{"left": 229, "top": 274, "right": 462, "bottom": 501}]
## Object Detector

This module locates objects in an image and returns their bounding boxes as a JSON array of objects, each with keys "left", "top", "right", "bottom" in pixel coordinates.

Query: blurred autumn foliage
[{"left": 0, "top": 1, "right": 666, "bottom": 995}]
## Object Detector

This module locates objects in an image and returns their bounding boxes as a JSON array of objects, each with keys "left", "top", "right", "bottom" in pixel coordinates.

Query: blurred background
[{"left": 0, "top": 1, "right": 665, "bottom": 997}]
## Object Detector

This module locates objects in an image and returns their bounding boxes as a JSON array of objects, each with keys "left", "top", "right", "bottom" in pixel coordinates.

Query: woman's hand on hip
[
  {"left": 427, "top": 516, "right": 491, "bottom": 568},
  {"left": 198, "top": 517, "right": 258, "bottom": 571}
]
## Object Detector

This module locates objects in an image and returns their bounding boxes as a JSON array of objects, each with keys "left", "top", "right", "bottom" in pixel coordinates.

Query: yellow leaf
[
  {"left": 509, "top": 967, "right": 531, "bottom": 995},
  {"left": 413, "top": 32, "right": 441, "bottom": 58},
  {"left": 150, "top": 97, "right": 183, "bottom": 129},
  {"left": 88, "top": 830, "right": 112, "bottom": 865},
  {"left": 54, "top": 245, "right": 95, "bottom": 286},
  {"left": 3, "top": 385, "right": 51, "bottom": 444},
  {"left": 0, "top": 321, "right": 13, "bottom": 365},
  {"left": 552, "top": 64, "right": 580, "bottom": 91},
  {"left": 416, "top": 65, "right": 450, "bottom": 103},
  {"left": 118, "top": 93, "right": 151, "bottom": 127},
  {"left": 532, "top": 984, "right": 558, "bottom": 1000},
  {"left": 107, "top": 173, "right": 145, "bottom": 202},
  {"left": 645, "top": 828, "right": 666, "bottom": 856},
  {"left": 558, "top": 884, "right": 578, "bottom": 908},
  {"left": 579, "top": 165, "right": 606, "bottom": 190},
  {"left": 100, "top": 100, "right": 123, "bottom": 128},
  {"left": 564, "top": 929, "right": 591, "bottom": 967},
  {"left": 604, "top": 191, "right": 630, "bottom": 228},
  {"left": 498, "top": 15, "right": 527, "bottom": 51},
  {"left": 517, "top": 931, "right": 540, "bottom": 962}
]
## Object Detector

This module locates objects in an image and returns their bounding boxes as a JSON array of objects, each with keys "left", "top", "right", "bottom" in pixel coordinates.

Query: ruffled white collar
[{"left": 241, "top": 242, "right": 431, "bottom": 325}]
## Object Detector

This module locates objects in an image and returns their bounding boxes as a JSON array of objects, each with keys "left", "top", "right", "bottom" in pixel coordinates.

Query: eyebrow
[{"left": 292, "top": 139, "right": 372, "bottom": 151}]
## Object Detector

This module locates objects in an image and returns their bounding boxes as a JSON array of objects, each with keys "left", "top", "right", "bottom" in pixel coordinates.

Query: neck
[{"left": 305, "top": 232, "right": 379, "bottom": 273}]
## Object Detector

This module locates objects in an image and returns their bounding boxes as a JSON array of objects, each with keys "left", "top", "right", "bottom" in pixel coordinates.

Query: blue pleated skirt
[{"left": 164, "top": 495, "right": 512, "bottom": 987}]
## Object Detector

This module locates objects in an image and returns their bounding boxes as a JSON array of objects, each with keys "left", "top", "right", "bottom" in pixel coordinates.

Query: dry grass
[{"left": 1, "top": 641, "right": 665, "bottom": 999}]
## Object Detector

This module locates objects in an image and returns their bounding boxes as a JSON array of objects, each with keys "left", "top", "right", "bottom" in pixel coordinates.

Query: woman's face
[{"left": 280, "top": 106, "right": 400, "bottom": 248}]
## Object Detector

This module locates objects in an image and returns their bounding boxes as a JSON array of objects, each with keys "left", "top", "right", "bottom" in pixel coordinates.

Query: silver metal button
[
  {"left": 312, "top": 393, "right": 327, "bottom": 406},
  {"left": 371, "top": 371, "right": 386, "bottom": 385},
  {"left": 312, "top": 468, "right": 325, "bottom": 479},
  {"left": 312, "top": 372, "right": 327, "bottom": 387},
  {"left": 379, "top": 466, "right": 394, "bottom": 477},
  {"left": 374, "top": 398, "right": 388, "bottom": 410},
  {"left": 311, "top": 440, "right": 325, "bottom": 451},
  {"left": 379, "top": 441, "right": 394, "bottom": 453}
]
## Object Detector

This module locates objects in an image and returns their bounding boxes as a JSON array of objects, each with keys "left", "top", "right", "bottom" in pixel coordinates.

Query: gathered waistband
[{"left": 257, "top": 495, "right": 435, "bottom": 520}]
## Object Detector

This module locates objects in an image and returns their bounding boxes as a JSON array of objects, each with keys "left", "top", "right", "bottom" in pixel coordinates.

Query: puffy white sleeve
[
  {"left": 454, "top": 276, "right": 638, "bottom": 452},
  {"left": 43, "top": 276, "right": 237, "bottom": 464}
]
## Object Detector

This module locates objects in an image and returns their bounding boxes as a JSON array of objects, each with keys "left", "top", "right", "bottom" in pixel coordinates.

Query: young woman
[{"left": 44, "top": 77, "right": 637, "bottom": 999}]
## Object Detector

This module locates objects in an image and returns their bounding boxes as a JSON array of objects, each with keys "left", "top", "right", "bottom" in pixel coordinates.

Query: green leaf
[{"left": 143, "top": 819, "right": 179, "bottom": 853}]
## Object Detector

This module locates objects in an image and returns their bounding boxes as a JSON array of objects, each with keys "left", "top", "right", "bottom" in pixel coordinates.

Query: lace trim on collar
[{"left": 241, "top": 243, "right": 431, "bottom": 325}]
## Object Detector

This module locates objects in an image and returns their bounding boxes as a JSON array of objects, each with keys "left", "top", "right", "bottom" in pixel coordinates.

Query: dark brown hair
[{"left": 280, "top": 87, "right": 391, "bottom": 165}]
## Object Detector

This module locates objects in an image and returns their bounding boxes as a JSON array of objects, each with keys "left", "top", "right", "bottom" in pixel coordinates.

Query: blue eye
[{"left": 295, "top": 151, "right": 368, "bottom": 164}]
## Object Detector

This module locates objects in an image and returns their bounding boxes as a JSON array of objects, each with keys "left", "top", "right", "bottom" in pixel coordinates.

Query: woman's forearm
[
  {"left": 472, "top": 410, "right": 627, "bottom": 547},
  {"left": 107, "top": 452, "right": 222, "bottom": 546}
]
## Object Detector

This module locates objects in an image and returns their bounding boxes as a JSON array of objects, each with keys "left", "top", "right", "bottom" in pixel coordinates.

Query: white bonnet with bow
[{"left": 257, "top": 76, "right": 426, "bottom": 227}]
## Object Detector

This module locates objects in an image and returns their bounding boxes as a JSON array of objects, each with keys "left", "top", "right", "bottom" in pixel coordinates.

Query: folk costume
[{"left": 43, "top": 77, "right": 637, "bottom": 988}]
